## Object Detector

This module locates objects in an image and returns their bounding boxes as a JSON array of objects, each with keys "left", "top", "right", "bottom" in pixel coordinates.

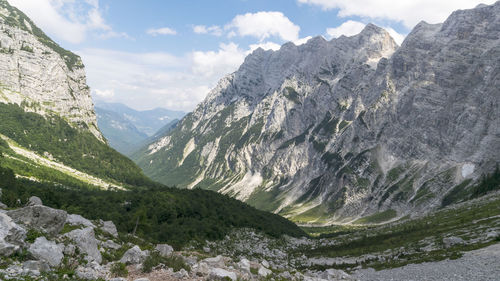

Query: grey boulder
[
  {"left": 209, "top": 268, "right": 237, "bottom": 281},
  {"left": 119, "top": 245, "right": 149, "bottom": 264},
  {"left": 28, "top": 237, "right": 64, "bottom": 267},
  {"left": 155, "top": 243, "right": 173, "bottom": 257},
  {"left": 66, "top": 214, "right": 95, "bottom": 228},
  {"left": 443, "top": 236, "right": 465, "bottom": 248},
  {"left": 101, "top": 220, "right": 118, "bottom": 237},
  {"left": 0, "top": 212, "right": 26, "bottom": 256},
  {"left": 26, "top": 196, "right": 43, "bottom": 206},
  {"left": 23, "top": 260, "right": 51, "bottom": 273},
  {"left": 65, "top": 227, "right": 102, "bottom": 264},
  {"left": 7, "top": 205, "right": 67, "bottom": 236}
]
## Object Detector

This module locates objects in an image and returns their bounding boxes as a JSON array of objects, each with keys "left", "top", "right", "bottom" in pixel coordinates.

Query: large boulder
[
  {"left": 26, "top": 196, "right": 43, "bottom": 206},
  {"left": 28, "top": 237, "right": 64, "bottom": 267},
  {"left": 22, "top": 260, "right": 51, "bottom": 273},
  {"left": 209, "top": 268, "right": 237, "bottom": 281},
  {"left": 100, "top": 239, "right": 121, "bottom": 250},
  {"left": 66, "top": 214, "right": 95, "bottom": 228},
  {"left": 258, "top": 266, "right": 272, "bottom": 277},
  {"left": 7, "top": 206, "right": 67, "bottom": 236},
  {"left": 101, "top": 220, "right": 118, "bottom": 238},
  {"left": 155, "top": 243, "right": 173, "bottom": 257},
  {"left": 0, "top": 212, "right": 26, "bottom": 256},
  {"left": 65, "top": 227, "right": 102, "bottom": 264},
  {"left": 75, "top": 261, "right": 103, "bottom": 280},
  {"left": 119, "top": 245, "right": 149, "bottom": 264},
  {"left": 443, "top": 236, "right": 464, "bottom": 248},
  {"left": 237, "top": 258, "right": 251, "bottom": 273}
]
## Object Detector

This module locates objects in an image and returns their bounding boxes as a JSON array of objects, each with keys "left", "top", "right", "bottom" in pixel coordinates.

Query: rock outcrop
[
  {"left": 136, "top": 2, "right": 500, "bottom": 223},
  {"left": 7, "top": 205, "right": 67, "bottom": 236},
  {"left": 65, "top": 227, "right": 102, "bottom": 264},
  {"left": 28, "top": 237, "right": 64, "bottom": 267},
  {"left": 0, "top": 0, "right": 102, "bottom": 140},
  {"left": 0, "top": 212, "right": 26, "bottom": 256}
]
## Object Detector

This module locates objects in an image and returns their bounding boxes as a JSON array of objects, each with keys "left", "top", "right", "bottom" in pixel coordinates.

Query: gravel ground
[{"left": 353, "top": 243, "right": 500, "bottom": 281}]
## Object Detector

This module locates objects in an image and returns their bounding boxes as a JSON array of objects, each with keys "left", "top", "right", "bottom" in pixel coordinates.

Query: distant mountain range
[{"left": 95, "top": 102, "right": 185, "bottom": 155}]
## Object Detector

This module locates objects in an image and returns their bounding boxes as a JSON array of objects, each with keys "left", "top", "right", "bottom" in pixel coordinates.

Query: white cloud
[
  {"left": 193, "top": 25, "right": 223, "bottom": 36},
  {"left": 298, "top": 0, "right": 497, "bottom": 29},
  {"left": 147, "top": 27, "right": 177, "bottom": 36},
  {"left": 7, "top": 0, "right": 128, "bottom": 44},
  {"left": 326, "top": 20, "right": 366, "bottom": 38},
  {"left": 294, "top": 36, "right": 313, "bottom": 46},
  {"left": 249, "top": 41, "right": 282, "bottom": 52},
  {"left": 80, "top": 43, "right": 252, "bottom": 111},
  {"left": 326, "top": 20, "right": 406, "bottom": 45},
  {"left": 191, "top": 43, "right": 247, "bottom": 78},
  {"left": 93, "top": 89, "right": 115, "bottom": 99},
  {"left": 226, "top": 11, "right": 300, "bottom": 42}
]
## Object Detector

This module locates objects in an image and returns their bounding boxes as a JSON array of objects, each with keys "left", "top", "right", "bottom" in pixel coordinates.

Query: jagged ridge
[{"left": 136, "top": 2, "right": 500, "bottom": 224}]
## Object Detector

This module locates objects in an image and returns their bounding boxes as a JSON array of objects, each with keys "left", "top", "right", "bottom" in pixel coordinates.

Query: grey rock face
[
  {"left": 28, "top": 237, "right": 64, "bottom": 267},
  {"left": 65, "top": 227, "right": 102, "bottom": 264},
  {"left": 138, "top": 2, "right": 500, "bottom": 223},
  {"left": 100, "top": 239, "right": 121, "bottom": 250},
  {"left": 7, "top": 205, "right": 67, "bottom": 236},
  {"left": 155, "top": 243, "right": 173, "bottom": 257},
  {"left": 209, "top": 268, "right": 237, "bottom": 281},
  {"left": 119, "top": 245, "right": 149, "bottom": 264},
  {"left": 0, "top": 1, "right": 102, "bottom": 140},
  {"left": 66, "top": 214, "right": 95, "bottom": 228},
  {"left": 101, "top": 220, "right": 118, "bottom": 237},
  {"left": 443, "top": 236, "right": 464, "bottom": 248},
  {"left": 22, "top": 260, "right": 50, "bottom": 273},
  {"left": 0, "top": 212, "right": 26, "bottom": 256}
]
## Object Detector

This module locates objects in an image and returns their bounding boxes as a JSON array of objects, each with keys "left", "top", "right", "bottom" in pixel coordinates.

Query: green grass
[{"left": 353, "top": 209, "right": 397, "bottom": 224}]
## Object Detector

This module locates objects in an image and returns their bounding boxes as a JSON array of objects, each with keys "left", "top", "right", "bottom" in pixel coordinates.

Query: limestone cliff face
[
  {"left": 135, "top": 3, "right": 500, "bottom": 223},
  {"left": 0, "top": 0, "right": 102, "bottom": 140}
]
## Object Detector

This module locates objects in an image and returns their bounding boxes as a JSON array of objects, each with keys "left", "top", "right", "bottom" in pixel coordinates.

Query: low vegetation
[
  {"left": 0, "top": 164, "right": 306, "bottom": 249},
  {"left": 301, "top": 188, "right": 500, "bottom": 271}
]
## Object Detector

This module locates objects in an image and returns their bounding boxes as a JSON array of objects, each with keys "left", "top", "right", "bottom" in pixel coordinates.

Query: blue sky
[{"left": 8, "top": 0, "right": 495, "bottom": 112}]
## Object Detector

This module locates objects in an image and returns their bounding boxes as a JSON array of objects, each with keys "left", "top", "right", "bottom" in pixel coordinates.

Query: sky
[{"left": 7, "top": 0, "right": 496, "bottom": 112}]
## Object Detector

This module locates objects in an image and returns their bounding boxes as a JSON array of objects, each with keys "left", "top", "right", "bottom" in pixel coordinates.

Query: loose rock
[{"left": 28, "top": 236, "right": 64, "bottom": 267}]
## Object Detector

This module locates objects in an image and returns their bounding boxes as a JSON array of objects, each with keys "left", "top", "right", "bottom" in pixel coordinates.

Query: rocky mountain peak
[
  {"left": 0, "top": 0, "right": 103, "bottom": 141},
  {"left": 135, "top": 2, "right": 499, "bottom": 224}
]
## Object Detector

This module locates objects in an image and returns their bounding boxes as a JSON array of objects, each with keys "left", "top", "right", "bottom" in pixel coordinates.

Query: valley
[{"left": 0, "top": 0, "right": 498, "bottom": 280}]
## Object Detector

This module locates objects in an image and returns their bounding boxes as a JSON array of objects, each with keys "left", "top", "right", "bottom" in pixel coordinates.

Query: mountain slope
[
  {"left": 0, "top": 0, "right": 102, "bottom": 140},
  {"left": 0, "top": 0, "right": 155, "bottom": 188},
  {"left": 0, "top": 0, "right": 305, "bottom": 249},
  {"left": 136, "top": 3, "right": 500, "bottom": 224}
]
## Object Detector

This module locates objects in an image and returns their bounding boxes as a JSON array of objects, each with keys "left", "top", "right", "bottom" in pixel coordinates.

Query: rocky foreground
[
  {"left": 0, "top": 194, "right": 353, "bottom": 281},
  {"left": 1, "top": 191, "right": 500, "bottom": 281}
]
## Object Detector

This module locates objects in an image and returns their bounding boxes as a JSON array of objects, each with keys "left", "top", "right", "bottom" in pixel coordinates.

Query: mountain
[
  {"left": 0, "top": 0, "right": 157, "bottom": 189},
  {"left": 0, "top": 0, "right": 303, "bottom": 254},
  {"left": 95, "top": 102, "right": 185, "bottom": 155},
  {"left": 0, "top": 1, "right": 102, "bottom": 141},
  {"left": 95, "top": 102, "right": 185, "bottom": 136},
  {"left": 135, "top": 3, "right": 500, "bottom": 224}
]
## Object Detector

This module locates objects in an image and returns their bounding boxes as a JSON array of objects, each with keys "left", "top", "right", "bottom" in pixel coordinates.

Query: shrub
[{"left": 110, "top": 262, "right": 128, "bottom": 277}]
